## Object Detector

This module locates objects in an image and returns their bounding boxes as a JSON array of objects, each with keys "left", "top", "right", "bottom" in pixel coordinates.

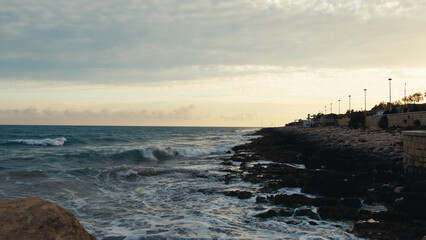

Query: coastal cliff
[{"left": 0, "top": 197, "right": 95, "bottom": 240}]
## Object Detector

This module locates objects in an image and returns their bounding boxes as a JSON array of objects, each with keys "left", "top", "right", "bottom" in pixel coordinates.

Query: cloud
[
  {"left": 0, "top": 105, "right": 198, "bottom": 125},
  {"left": 0, "top": 0, "right": 425, "bottom": 85}
]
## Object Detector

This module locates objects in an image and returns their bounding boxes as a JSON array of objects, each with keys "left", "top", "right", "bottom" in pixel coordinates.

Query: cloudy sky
[{"left": 1, "top": 0, "right": 425, "bottom": 126}]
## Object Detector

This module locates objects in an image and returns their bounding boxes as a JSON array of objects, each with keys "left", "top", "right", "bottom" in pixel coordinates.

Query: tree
[{"left": 403, "top": 92, "right": 424, "bottom": 103}]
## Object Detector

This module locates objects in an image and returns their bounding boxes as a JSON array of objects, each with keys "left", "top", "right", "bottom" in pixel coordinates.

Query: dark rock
[
  {"left": 238, "top": 191, "right": 252, "bottom": 199},
  {"left": 255, "top": 209, "right": 277, "bottom": 219},
  {"left": 224, "top": 190, "right": 252, "bottom": 199},
  {"left": 304, "top": 156, "right": 322, "bottom": 169},
  {"left": 353, "top": 220, "right": 426, "bottom": 240},
  {"left": 256, "top": 196, "right": 267, "bottom": 203},
  {"left": 318, "top": 206, "right": 359, "bottom": 220},
  {"left": 341, "top": 198, "right": 362, "bottom": 208},
  {"left": 294, "top": 208, "right": 319, "bottom": 219},
  {"left": 277, "top": 209, "right": 293, "bottom": 217},
  {"left": 267, "top": 194, "right": 312, "bottom": 207},
  {"left": 226, "top": 127, "right": 426, "bottom": 240},
  {"left": 311, "top": 197, "right": 341, "bottom": 207}
]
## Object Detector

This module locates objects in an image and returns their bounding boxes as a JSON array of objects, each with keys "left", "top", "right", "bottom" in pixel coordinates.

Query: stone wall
[
  {"left": 337, "top": 111, "right": 426, "bottom": 129},
  {"left": 403, "top": 131, "right": 426, "bottom": 176},
  {"left": 367, "top": 111, "right": 425, "bottom": 129}
]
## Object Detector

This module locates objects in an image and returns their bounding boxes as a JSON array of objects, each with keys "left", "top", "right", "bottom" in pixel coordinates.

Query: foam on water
[{"left": 8, "top": 137, "right": 67, "bottom": 146}]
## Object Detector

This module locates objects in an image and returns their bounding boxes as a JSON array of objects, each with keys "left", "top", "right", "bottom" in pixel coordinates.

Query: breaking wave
[
  {"left": 111, "top": 145, "right": 232, "bottom": 162},
  {"left": 8, "top": 137, "right": 67, "bottom": 146}
]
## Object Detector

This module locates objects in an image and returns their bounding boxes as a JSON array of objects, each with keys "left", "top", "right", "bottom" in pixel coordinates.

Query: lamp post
[
  {"left": 389, "top": 78, "right": 392, "bottom": 104},
  {"left": 338, "top": 100, "right": 340, "bottom": 115},
  {"left": 364, "top": 89, "right": 367, "bottom": 117},
  {"left": 324, "top": 106, "right": 327, "bottom": 115},
  {"left": 330, "top": 103, "right": 332, "bottom": 114},
  {"left": 404, "top": 83, "right": 406, "bottom": 105},
  {"left": 348, "top": 95, "right": 351, "bottom": 113}
]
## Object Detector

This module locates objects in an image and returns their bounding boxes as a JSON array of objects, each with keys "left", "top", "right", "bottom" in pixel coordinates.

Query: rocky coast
[{"left": 222, "top": 126, "right": 426, "bottom": 239}]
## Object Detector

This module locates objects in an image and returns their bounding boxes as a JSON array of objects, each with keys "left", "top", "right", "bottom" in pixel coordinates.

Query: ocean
[{"left": 0, "top": 125, "right": 359, "bottom": 239}]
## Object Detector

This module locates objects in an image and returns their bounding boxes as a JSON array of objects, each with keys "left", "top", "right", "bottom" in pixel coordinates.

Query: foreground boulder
[{"left": 0, "top": 197, "right": 95, "bottom": 240}]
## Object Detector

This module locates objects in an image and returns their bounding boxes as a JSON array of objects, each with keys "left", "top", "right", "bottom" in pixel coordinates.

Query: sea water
[{"left": 0, "top": 125, "right": 359, "bottom": 239}]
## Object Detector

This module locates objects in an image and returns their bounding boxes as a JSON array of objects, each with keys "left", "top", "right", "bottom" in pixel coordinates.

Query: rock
[
  {"left": 294, "top": 208, "right": 319, "bottom": 219},
  {"left": 277, "top": 209, "right": 293, "bottom": 217},
  {"left": 267, "top": 194, "right": 312, "bottom": 207},
  {"left": 0, "top": 197, "right": 95, "bottom": 240},
  {"left": 341, "top": 198, "right": 362, "bottom": 208},
  {"left": 256, "top": 196, "right": 267, "bottom": 203},
  {"left": 237, "top": 191, "right": 253, "bottom": 199},
  {"left": 318, "top": 206, "right": 359, "bottom": 220},
  {"left": 255, "top": 209, "right": 277, "bottom": 219},
  {"left": 224, "top": 190, "right": 252, "bottom": 199}
]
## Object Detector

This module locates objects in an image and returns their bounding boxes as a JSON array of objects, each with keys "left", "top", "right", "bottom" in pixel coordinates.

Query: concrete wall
[
  {"left": 337, "top": 111, "right": 426, "bottom": 129},
  {"left": 403, "top": 131, "right": 426, "bottom": 176}
]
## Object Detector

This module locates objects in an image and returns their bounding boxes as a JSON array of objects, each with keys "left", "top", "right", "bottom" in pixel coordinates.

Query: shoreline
[{"left": 224, "top": 126, "right": 425, "bottom": 239}]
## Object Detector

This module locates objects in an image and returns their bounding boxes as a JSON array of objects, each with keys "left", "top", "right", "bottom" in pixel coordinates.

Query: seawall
[
  {"left": 337, "top": 111, "right": 426, "bottom": 129},
  {"left": 366, "top": 111, "right": 425, "bottom": 130},
  {"left": 403, "top": 131, "right": 426, "bottom": 176}
]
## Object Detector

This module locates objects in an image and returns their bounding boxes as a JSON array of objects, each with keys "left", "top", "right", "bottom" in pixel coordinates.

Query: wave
[
  {"left": 110, "top": 145, "right": 233, "bottom": 162},
  {"left": 234, "top": 128, "right": 260, "bottom": 135},
  {"left": 7, "top": 137, "right": 67, "bottom": 146},
  {"left": 111, "top": 148, "right": 177, "bottom": 162}
]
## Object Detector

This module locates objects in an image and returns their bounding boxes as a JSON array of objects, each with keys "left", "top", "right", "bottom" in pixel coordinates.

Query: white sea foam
[
  {"left": 120, "top": 145, "right": 233, "bottom": 162},
  {"left": 9, "top": 137, "right": 67, "bottom": 146}
]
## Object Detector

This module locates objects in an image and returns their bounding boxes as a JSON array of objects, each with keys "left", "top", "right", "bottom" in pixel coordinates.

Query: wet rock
[
  {"left": 237, "top": 191, "right": 253, "bottom": 199},
  {"left": 294, "top": 208, "right": 319, "bottom": 219},
  {"left": 227, "top": 126, "right": 425, "bottom": 239},
  {"left": 277, "top": 209, "right": 293, "bottom": 217},
  {"left": 317, "top": 206, "right": 359, "bottom": 220},
  {"left": 353, "top": 220, "right": 426, "bottom": 240},
  {"left": 224, "top": 190, "right": 252, "bottom": 199},
  {"left": 0, "top": 197, "right": 95, "bottom": 240},
  {"left": 255, "top": 209, "right": 277, "bottom": 219},
  {"left": 221, "top": 160, "right": 233, "bottom": 166},
  {"left": 341, "top": 198, "right": 362, "bottom": 208},
  {"left": 256, "top": 196, "right": 267, "bottom": 203},
  {"left": 311, "top": 197, "right": 341, "bottom": 207},
  {"left": 267, "top": 194, "right": 312, "bottom": 207}
]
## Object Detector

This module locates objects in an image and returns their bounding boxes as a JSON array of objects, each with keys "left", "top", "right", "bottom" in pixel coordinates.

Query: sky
[{"left": 1, "top": 0, "right": 425, "bottom": 127}]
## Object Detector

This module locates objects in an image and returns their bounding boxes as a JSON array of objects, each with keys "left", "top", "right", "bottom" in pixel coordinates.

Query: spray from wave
[{"left": 8, "top": 137, "right": 67, "bottom": 146}]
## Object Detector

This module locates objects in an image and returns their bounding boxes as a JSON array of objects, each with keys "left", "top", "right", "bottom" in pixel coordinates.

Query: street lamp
[
  {"left": 348, "top": 95, "right": 351, "bottom": 113},
  {"left": 364, "top": 89, "right": 367, "bottom": 117},
  {"left": 324, "top": 106, "right": 327, "bottom": 115},
  {"left": 389, "top": 78, "right": 392, "bottom": 104},
  {"left": 338, "top": 100, "right": 340, "bottom": 115},
  {"left": 404, "top": 82, "right": 407, "bottom": 105}
]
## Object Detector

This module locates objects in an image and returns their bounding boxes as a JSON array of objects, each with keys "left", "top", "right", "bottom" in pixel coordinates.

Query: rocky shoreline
[{"left": 222, "top": 126, "right": 426, "bottom": 239}]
